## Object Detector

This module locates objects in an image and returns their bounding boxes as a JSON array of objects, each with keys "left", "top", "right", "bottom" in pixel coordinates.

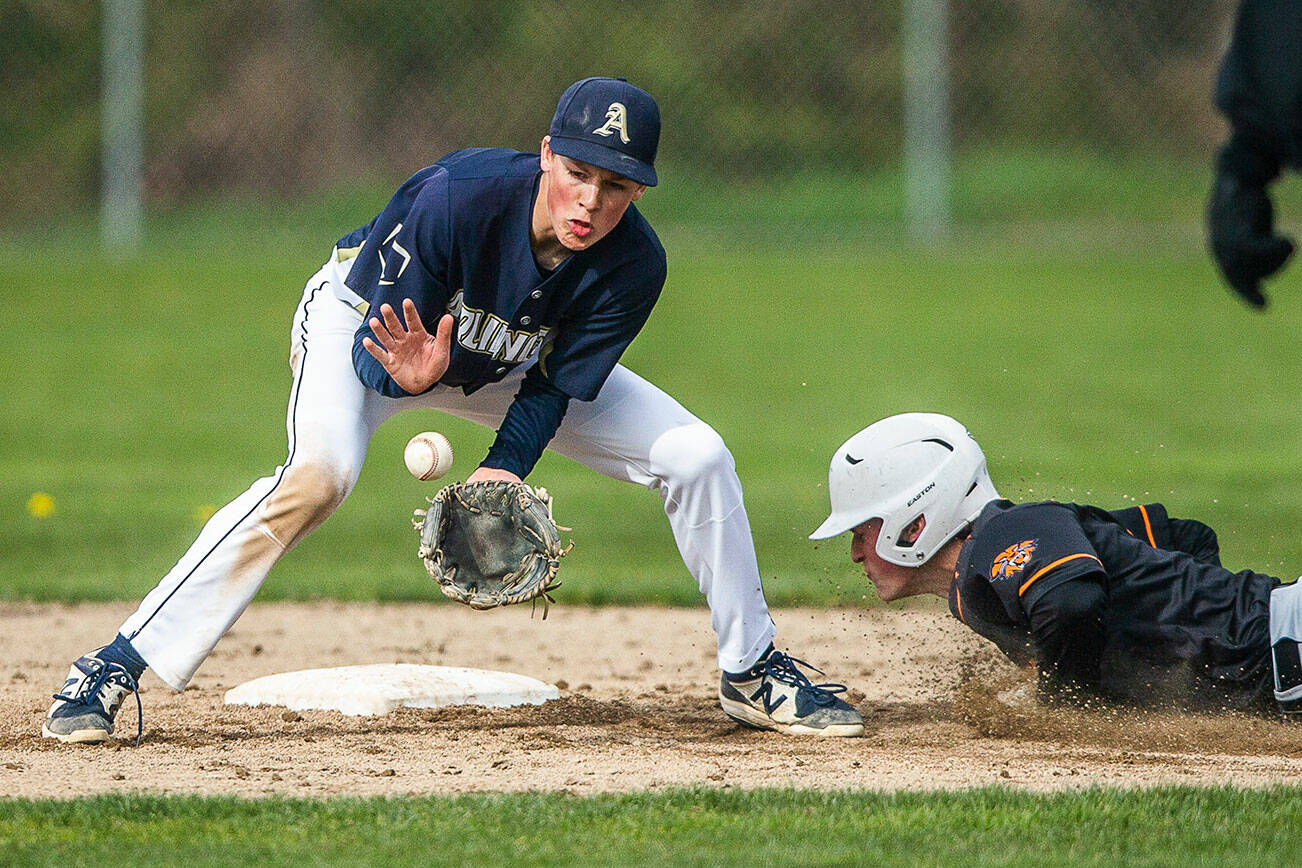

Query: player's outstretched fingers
[
  {"left": 380, "top": 302, "right": 409, "bottom": 340},
  {"left": 362, "top": 301, "right": 454, "bottom": 393},
  {"left": 400, "top": 298, "right": 429, "bottom": 337},
  {"left": 369, "top": 309, "right": 398, "bottom": 348},
  {"left": 432, "top": 313, "right": 455, "bottom": 355},
  {"left": 361, "top": 334, "right": 390, "bottom": 365}
]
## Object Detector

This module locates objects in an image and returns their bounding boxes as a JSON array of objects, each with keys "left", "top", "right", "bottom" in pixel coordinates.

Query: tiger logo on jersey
[{"left": 991, "top": 539, "right": 1037, "bottom": 580}]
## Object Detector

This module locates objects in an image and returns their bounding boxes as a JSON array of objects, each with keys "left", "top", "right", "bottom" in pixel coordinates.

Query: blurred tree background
[{"left": 0, "top": 0, "right": 1238, "bottom": 226}]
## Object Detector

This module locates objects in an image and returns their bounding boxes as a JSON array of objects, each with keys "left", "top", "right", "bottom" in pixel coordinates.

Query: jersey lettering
[{"left": 447, "top": 291, "right": 551, "bottom": 364}]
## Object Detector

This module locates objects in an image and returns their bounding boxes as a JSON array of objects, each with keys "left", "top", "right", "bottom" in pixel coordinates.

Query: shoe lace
[
  {"left": 52, "top": 660, "right": 144, "bottom": 746},
  {"left": 762, "top": 651, "right": 848, "bottom": 708}
]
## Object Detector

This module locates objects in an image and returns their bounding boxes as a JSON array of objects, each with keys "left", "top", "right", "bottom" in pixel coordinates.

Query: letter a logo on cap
[{"left": 592, "top": 102, "right": 631, "bottom": 144}]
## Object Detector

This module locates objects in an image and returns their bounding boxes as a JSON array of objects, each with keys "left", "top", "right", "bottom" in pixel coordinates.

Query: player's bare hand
[
  {"left": 362, "top": 299, "right": 455, "bottom": 394},
  {"left": 467, "top": 466, "right": 523, "bottom": 484}
]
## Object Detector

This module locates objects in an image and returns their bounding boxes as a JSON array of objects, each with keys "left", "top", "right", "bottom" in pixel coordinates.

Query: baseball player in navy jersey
[
  {"left": 43, "top": 77, "right": 863, "bottom": 744},
  {"left": 812, "top": 413, "right": 1302, "bottom": 716}
]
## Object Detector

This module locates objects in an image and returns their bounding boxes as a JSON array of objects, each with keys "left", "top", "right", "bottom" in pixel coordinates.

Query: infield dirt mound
[{"left": 4, "top": 601, "right": 1302, "bottom": 798}]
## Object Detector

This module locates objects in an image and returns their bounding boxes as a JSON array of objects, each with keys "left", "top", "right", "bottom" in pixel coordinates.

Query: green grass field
[
  {"left": 3, "top": 156, "right": 1301, "bottom": 605},
  {"left": 0, "top": 786, "right": 1296, "bottom": 867},
  {"left": 5, "top": 152, "right": 1302, "bottom": 862}
]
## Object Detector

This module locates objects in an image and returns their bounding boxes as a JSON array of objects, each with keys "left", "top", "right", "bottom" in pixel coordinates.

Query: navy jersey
[
  {"left": 338, "top": 148, "right": 666, "bottom": 478},
  {"left": 342, "top": 148, "right": 666, "bottom": 401},
  {"left": 949, "top": 500, "right": 1281, "bottom": 712}
]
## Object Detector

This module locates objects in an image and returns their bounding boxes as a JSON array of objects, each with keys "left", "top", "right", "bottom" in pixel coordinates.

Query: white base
[{"left": 223, "top": 664, "right": 560, "bottom": 716}]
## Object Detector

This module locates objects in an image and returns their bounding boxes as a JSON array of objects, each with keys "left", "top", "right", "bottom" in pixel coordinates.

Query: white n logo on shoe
[{"left": 751, "top": 682, "right": 787, "bottom": 715}]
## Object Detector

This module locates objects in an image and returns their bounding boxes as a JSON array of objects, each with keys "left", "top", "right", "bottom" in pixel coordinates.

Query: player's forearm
[
  {"left": 481, "top": 374, "right": 571, "bottom": 479},
  {"left": 1027, "top": 580, "right": 1106, "bottom": 703}
]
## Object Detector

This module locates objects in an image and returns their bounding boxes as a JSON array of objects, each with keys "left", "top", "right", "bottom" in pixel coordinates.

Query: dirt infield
[{"left": 5, "top": 601, "right": 1302, "bottom": 798}]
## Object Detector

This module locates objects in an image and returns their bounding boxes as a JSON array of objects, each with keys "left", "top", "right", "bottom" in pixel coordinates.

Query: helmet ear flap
[{"left": 897, "top": 515, "right": 927, "bottom": 547}]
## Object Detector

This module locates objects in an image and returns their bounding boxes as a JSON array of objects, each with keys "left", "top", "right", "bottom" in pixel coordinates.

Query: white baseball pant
[
  {"left": 118, "top": 254, "right": 778, "bottom": 689},
  {"left": 1270, "top": 579, "right": 1302, "bottom": 704}
]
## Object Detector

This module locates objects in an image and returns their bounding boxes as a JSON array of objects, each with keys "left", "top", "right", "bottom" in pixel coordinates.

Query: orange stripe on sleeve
[
  {"left": 1018, "top": 553, "right": 1103, "bottom": 597},
  {"left": 955, "top": 587, "right": 965, "bottom": 623},
  {"left": 1138, "top": 504, "right": 1156, "bottom": 547}
]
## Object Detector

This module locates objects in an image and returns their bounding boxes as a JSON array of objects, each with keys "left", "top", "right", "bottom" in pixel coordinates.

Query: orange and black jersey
[{"left": 949, "top": 500, "right": 1282, "bottom": 712}]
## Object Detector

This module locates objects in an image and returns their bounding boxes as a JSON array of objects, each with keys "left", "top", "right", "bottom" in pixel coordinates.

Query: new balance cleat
[
  {"left": 42, "top": 654, "right": 143, "bottom": 745},
  {"left": 719, "top": 649, "right": 864, "bottom": 737}
]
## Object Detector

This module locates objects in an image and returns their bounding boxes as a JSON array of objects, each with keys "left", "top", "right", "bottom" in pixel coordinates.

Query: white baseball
[{"left": 404, "top": 432, "right": 454, "bottom": 481}]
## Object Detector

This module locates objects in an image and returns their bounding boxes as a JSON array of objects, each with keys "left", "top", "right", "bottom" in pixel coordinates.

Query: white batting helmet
[{"left": 809, "top": 413, "right": 999, "bottom": 566}]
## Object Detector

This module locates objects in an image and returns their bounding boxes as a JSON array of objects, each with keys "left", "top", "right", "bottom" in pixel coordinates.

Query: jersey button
[
  {"left": 495, "top": 367, "right": 507, "bottom": 375},
  {"left": 530, "top": 290, "right": 542, "bottom": 300},
  {"left": 520, "top": 316, "right": 532, "bottom": 326}
]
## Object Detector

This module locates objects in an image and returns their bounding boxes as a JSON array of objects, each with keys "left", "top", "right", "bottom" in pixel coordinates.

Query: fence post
[
  {"left": 902, "top": 0, "right": 953, "bottom": 242},
  {"left": 102, "top": 0, "right": 145, "bottom": 252}
]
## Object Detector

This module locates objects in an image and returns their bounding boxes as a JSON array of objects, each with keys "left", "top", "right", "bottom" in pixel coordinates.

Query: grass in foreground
[
  {"left": 2, "top": 153, "right": 1302, "bottom": 605},
  {"left": 0, "top": 786, "right": 1294, "bottom": 867}
]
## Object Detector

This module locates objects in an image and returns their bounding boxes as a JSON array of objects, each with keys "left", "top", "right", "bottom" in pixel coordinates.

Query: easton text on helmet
[{"left": 906, "top": 481, "right": 937, "bottom": 508}]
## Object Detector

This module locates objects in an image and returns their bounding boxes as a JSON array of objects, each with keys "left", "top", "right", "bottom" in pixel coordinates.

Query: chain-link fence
[
  {"left": 0, "top": 0, "right": 1239, "bottom": 226},
  {"left": 950, "top": 0, "right": 1232, "bottom": 155}
]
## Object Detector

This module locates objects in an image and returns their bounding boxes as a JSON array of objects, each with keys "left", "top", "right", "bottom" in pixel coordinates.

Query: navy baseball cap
[{"left": 548, "top": 77, "right": 659, "bottom": 187}]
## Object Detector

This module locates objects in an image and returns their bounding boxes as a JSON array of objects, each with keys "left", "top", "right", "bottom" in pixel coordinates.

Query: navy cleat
[
  {"left": 719, "top": 649, "right": 864, "bottom": 737},
  {"left": 42, "top": 654, "right": 143, "bottom": 745}
]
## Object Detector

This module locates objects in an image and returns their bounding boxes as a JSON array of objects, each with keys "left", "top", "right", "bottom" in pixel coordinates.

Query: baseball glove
[{"left": 413, "top": 480, "right": 570, "bottom": 614}]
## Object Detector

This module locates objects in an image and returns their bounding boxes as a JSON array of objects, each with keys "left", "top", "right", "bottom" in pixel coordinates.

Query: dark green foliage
[{"left": 0, "top": 1, "right": 1239, "bottom": 220}]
